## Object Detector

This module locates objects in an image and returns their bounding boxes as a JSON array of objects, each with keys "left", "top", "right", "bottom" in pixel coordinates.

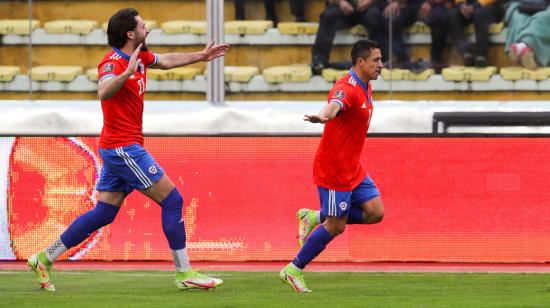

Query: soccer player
[
  {"left": 279, "top": 39, "right": 385, "bottom": 293},
  {"left": 27, "top": 8, "right": 230, "bottom": 292}
]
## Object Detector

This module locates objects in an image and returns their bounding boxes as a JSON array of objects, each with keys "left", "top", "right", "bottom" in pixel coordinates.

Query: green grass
[{"left": 2, "top": 270, "right": 550, "bottom": 307}]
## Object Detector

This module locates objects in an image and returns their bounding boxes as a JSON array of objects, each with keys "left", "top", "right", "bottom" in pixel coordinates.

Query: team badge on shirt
[
  {"left": 148, "top": 165, "right": 158, "bottom": 175},
  {"left": 102, "top": 63, "right": 114, "bottom": 73},
  {"left": 334, "top": 90, "right": 345, "bottom": 100}
]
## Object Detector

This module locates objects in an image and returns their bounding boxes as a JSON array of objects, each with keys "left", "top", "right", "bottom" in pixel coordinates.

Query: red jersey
[
  {"left": 97, "top": 48, "right": 158, "bottom": 148},
  {"left": 313, "top": 70, "right": 374, "bottom": 191}
]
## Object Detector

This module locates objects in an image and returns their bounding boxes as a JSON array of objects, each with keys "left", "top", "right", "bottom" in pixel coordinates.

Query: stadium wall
[{"left": 2, "top": 136, "right": 549, "bottom": 263}]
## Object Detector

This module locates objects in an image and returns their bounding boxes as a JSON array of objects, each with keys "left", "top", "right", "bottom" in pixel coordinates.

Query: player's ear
[{"left": 127, "top": 30, "right": 135, "bottom": 40}]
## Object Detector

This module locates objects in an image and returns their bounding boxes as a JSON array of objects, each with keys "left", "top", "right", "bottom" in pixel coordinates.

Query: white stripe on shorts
[
  {"left": 115, "top": 147, "right": 153, "bottom": 188},
  {"left": 329, "top": 189, "right": 335, "bottom": 216}
]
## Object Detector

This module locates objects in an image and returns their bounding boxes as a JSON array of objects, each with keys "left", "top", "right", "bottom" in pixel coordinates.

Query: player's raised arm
[
  {"left": 304, "top": 102, "right": 342, "bottom": 124},
  {"left": 97, "top": 43, "right": 143, "bottom": 101},
  {"left": 153, "top": 40, "right": 230, "bottom": 70}
]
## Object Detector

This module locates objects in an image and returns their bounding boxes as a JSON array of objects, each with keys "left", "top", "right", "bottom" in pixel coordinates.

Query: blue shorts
[
  {"left": 318, "top": 175, "right": 380, "bottom": 218},
  {"left": 96, "top": 144, "right": 164, "bottom": 194}
]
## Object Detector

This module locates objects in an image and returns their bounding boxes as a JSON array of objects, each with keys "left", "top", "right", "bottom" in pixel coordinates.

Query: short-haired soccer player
[
  {"left": 28, "top": 8, "right": 230, "bottom": 292},
  {"left": 279, "top": 39, "right": 385, "bottom": 292}
]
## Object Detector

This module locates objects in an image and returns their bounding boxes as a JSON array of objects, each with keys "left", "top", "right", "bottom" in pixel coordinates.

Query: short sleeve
[
  {"left": 98, "top": 60, "right": 121, "bottom": 82},
  {"left": 140, "top": 51, "right": 158, "bottom": 68},
  {"left": 328, "top": 84, "right": 355, "bottom": 111}
]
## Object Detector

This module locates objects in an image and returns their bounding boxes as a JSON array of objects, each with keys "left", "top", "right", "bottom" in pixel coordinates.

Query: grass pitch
[{"left": 1, "top": 270, "right": 550, "bottom": 307}]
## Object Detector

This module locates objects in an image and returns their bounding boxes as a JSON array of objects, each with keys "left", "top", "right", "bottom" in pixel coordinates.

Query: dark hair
[
  {"left": 107, "top": 8, "right": 139, "bottom": 48},
  {"left": 351, "top": 39, "right": 379, "bottom": 65}
]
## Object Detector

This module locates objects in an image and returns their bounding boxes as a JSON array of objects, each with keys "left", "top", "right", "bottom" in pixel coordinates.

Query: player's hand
[
  {"left": 201, "top": 40, "right": 230, "bottom": 62},
  {"left": 125, "top": 43, "right": 143, "bottom": 76},
  {"left": 304, "top": 114, "right": 329, "bottom": 124},
  {"left": 355, "top": 0, "right": 373, "bottom": 12},
  {"left": 338, "top": 0, "right": 355, "bottom": 15}
]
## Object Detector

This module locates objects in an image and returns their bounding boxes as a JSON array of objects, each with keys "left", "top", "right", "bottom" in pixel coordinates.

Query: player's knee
[
  {"left": 160, "top": 188, "right": 184, "bottom": 210},
  {"left": 324, "top": 219, "right": 346, "bottom": 236},
  {"left": 94, "top": 201, "right": 120, "bottom": 226}
]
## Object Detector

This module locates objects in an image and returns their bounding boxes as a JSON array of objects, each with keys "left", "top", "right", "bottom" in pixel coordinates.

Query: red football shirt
[
  {"left": 313, "top": 70, "right": 374, "bottom": 191},
  {"left": 97, "top": 48, "right": 158, "bottom": 148}
]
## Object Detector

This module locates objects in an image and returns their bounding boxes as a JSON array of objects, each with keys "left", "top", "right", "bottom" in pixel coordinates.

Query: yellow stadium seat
[
  {"left": 147, "top": 69, "right": 170, "bottom": 80},
  {"left": 407, "top": 68, "right": 435, "bottom": 81},
  {"left": 500, "top": 67, "right": 528, "bottom": 81},
  {"left": 277, "top": 22, "right": 318, "bottom": 35},
  {"left": 349, "top": 24, "right": 367, "bottom": 36},
  {"left": 0, "top": 19, "right": 40, "bottom": 35},
  {"left": 44, "top": 20, "right": 98, "bottom": 35},
  {"left": 321, "top": 68, "right": 347, "bottom": 82},
  {"left": 0, "top": 66, "right": 20, "bottom": 82},
  {"left": 381, "top": 68, "right": 408, "bottom": 81},
  {"left": 161, "top": 21, "right": 207, "bottom": 34},
  {"left": 86, "top": 68, "right": 98, "bottom": 81},
  {"left": 225, "top": 66, "right": 258, "bottom": 82},
  {"left": 442, "top": 66, "right": 467, "bottom": 81},
  {"left": 169, "top": 67, "right": 202, "bottom": 80},
  {"left": 263, "top": 64, "right": 312, "bottom": 83},
  {"left": 407, "top": 21, "right": 430, "bottom": 34},
  {"left": 31, "top": 66, "right": 82, "bottom": 82},
  {"left": 102, "top": 20, "right": 157, "bottom": 32},
  {"left": 527, "top": 67, "right": 550, "bottom": 81},
  {"left": 489, "top": 22, "right": 504, "bottom": 34},
  {"left": 225, "top": 20, "right": 273, "bottom": 35},
  {"left": 465, "top": 66, "right": 497, "bottom": 81}
]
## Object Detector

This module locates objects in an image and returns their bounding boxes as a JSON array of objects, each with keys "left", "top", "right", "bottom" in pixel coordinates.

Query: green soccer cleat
[
  {"left": 175, "top": 270, "right": 223, "bottom": 291},
  {"left": 279, "top": 264, "right": 311, "bottom": 293},
  {"left": 27, "top": 252, "right": 55, "bottom": 292},
  {"left": 297, "top": 208, "right": 318, "bottom": 248}
]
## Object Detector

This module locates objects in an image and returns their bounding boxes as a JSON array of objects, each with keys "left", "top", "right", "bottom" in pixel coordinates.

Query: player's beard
[{"left": 140, "top": 40, "right": 149, "bottom": 51}]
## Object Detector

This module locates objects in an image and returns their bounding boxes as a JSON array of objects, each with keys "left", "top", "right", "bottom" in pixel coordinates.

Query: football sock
[
  {"left": 160, "top": 188, "right": 186, "bottom": 250},
  {"left": 60, "top": 201, "right": 120, "bottom": 249},
  {"left": 44, "top": 238, "right": 68, "bottom": 264},
  {"left": 171, "top": 247, "right": 191, "bottom": 272},
  {"left": 292, "top": 225, "right": 334, "bottom": 269}
]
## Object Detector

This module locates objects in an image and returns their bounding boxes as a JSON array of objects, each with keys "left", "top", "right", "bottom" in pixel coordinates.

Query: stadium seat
[
  {"left": 31, "top": 66, "right": 82, "bottom": 82},
  {"left": 224, "top": 20, "right": 273, "bottom": 35},
  {"left": 442, "top": 66, "right": 467, "bottom": 81},
  {"left": 225, "top": 66, "right": 259, "bottom": 82},
  {"left": 161, "top": 20, "right": 207, "bottom": 34},
  {"left": 500, "top": 67, "right": 550, "bottom": 81},
  {"left": 277, "top": 22, "right": 318, "bottom": 35},
  {"left": 466, "top": 66, "right": 497, "bottom": 81},
  {"left": 349, "top": 24, "right": 367, "bottom": 36},
  {"left": 381, "top": 68, "right": 408, "bottom": 81},
  {"left": 263, "top": 64, "right": 312, "bottom": 83},
  {"left": 149, "top": 67, "right": 202, "bottom": 80},
  {"left": 0, "top": 66, "right": 20, "bottom": 82},
  {"left": 406, "top": 21, "right": 430, "bottom": 34},
  {"left": 102, "top": 20, "right": 157, "bottom": 32},
  {"left": 500, "top": 67, "right": 528, "bottom": 81},
  {"left": 86, "top": 68, "right": 98, "bottom": 81},
  {"left": 408, "top": 68, "right": 435, "bottom": 81},
  {"left": 0, "top": 19, "right": 40, "bottom": 35},
  {"left": 44, "top": 20, "right": 98, "bottom": 35},
  {"left": 466, "top": 22, "right": 504, "bottom": 34},
  {"left": 321, "top": 68, "right": 347, "bottom": 82}
]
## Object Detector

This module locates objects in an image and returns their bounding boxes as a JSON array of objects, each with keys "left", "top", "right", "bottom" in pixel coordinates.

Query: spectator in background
[
  {"left": 505, "top": 3, "right": 550, "bottom": 70},
  {"left": 311, "top": 0, "right": 387, "bottom": 74},
  {"left": 234, "top": 0, "right": 278, "bottom": 26},
  {"left": 382, "top": 0, "right": 427, "bottom": 71},
  {"left": 448, "top": 0, "right": 504, "bottom": 67},
  {"left": 416, "top": 0, "right": 452, "bottom": 72},
  {"left": 234, "top": 0, "right": 308, "bottom": 26}
]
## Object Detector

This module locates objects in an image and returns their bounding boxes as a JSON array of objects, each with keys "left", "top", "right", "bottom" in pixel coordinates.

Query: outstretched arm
[
  {"left": 304, "top": 102, "right": 342, "bottom": 124},
  {"left": 153, "top": 40, "right": 230, "bottom": 70}
]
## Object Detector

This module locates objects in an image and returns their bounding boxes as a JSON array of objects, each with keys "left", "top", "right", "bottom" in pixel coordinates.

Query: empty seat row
[
  {"left": 0, "top": 19, "right": 505, "bottom": 36},
  {"left": 2, "top": 65, "right": 549, "bottom": 84}
]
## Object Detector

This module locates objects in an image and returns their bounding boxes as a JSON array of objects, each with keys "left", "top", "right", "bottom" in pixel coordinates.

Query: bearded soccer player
[
  {"left": 28, "top": 8, "right": 230, "bottom": 291},
  {"left": 279, "top": 39, "right": 385, "bottom": 292}
]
